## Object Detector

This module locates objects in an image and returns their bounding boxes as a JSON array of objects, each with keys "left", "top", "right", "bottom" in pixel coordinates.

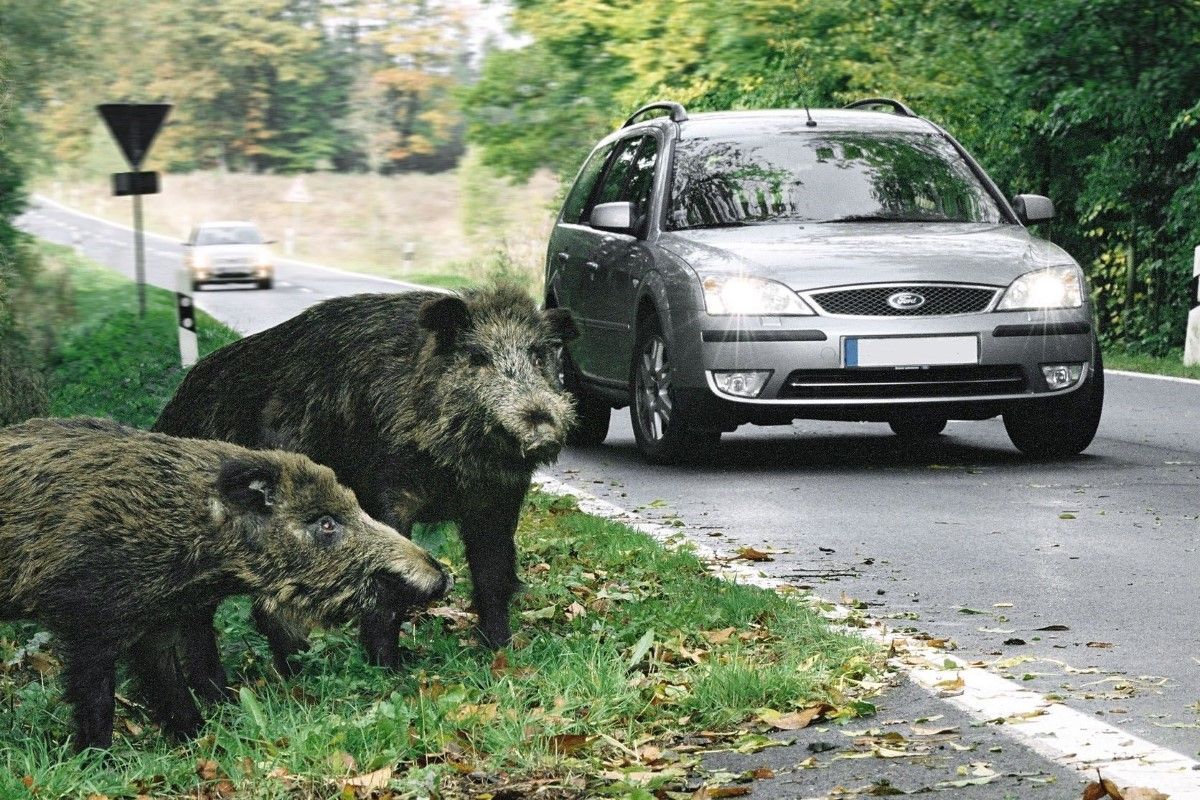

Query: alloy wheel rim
[{"left": 636, "top": 335, "right": 672, "bottom": 442}]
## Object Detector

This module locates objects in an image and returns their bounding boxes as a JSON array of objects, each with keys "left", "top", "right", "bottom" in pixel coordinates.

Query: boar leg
[
  {"left": 359, "top": 606, "right": 405, "bottom": 670},
  {"left": 61, "top": 641, "right": 118, "bottom": 752},
  {"left": 128, "top": 631, "right": 205, "bottom": 741},
  {"left": 251, "top": 602, "right": 310, "bottom": 678},
  {"left": 460, "top": 496, "right": 523, "bottom": 649},
  {"left": 181, "top": 605, "right": 232, "bottom": 703}
]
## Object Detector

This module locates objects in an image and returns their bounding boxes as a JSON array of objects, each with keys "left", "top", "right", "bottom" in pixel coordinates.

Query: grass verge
[
  {"left": 1103, "top": 347, "right": 1200, "bottom": 381},
  {"left": 1, "top": 250, "right": 882, "bottom": 798}
]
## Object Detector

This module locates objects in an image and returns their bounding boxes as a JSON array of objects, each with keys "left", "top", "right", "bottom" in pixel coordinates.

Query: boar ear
[
  {"left": 544, "top": 307, "right": 579, "bottom": 344},
  {"left": 217, "top": 459, "right": 279, "bottom": 515},
  {"left": 418, "top": 295, "right": 471, "bottom": 350}
]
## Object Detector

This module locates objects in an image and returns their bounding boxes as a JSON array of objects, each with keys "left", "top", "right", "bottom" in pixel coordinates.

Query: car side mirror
[
  {"left": 590, "top": 201, "right": 635, "bottom": 234},
  {"left": 263, "top": 238, "right": 277, "bottom": 245},
  {"left": 1011, "top": 194, "right": 1054, "bottom": 224}
]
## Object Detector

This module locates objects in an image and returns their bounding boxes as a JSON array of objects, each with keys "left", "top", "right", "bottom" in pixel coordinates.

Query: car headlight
[
  {"left": 701, "top": 275, "right": 814, "bottom": 315},
  {"left": 996, "top": 265, "right": 1084, "bottom": 311},
  {"left": 255, "top": 247, "right": 273, "bottom": 268}
]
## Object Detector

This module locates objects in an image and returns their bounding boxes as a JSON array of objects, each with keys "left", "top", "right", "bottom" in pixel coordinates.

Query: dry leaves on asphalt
[{"left": 1081, "top": 770, "right": 1169, "bottom": 800}]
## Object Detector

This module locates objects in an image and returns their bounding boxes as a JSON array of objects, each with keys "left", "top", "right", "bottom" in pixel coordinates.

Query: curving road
[{"left": 20, "top": 196, "right": 1200, "bottom": 795}]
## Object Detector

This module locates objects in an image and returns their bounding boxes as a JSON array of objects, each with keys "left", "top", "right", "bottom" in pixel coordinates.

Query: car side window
[
  {"left": 624, "top": 135, "right": 659, "bottom": 223},
  {"left": 561, "top": 143, "right": 615, "bottom": 224},
  {"left": 588, "top": 136, "right": 643, "bottom": 216}
]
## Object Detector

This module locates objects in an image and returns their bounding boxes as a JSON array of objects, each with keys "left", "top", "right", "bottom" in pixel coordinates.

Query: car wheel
[
  {"left": 559, "top": 347, "right": 610, "bottom": 447},
  {"left": 630, "top": 315, "right": 719, "bottom": 464},
  {"left": 889, "top": 415, "right": 947, "bottom": 439},
  {"left": 1004, "top": 344, "right": 1104, "bottom": 458},
  {"left": 257, "top": 278, "right": 274, "bottom": 290}
]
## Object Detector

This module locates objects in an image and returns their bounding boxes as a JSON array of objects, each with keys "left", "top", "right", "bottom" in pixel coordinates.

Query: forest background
[{"left": 3, "top": 0, "right": 1200, "bottom": 424}]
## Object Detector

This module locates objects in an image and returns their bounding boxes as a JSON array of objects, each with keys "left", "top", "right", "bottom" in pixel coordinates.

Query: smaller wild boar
[
  {"left": 0, "top": 417, "right": 450, "bottom": 751},
  {"left": 155, "top": 285, "right": 578, "bottom": 671}
]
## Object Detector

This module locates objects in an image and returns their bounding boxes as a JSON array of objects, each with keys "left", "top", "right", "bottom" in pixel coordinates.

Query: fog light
[
  {"left": 1041, "top": 363, "right": 1084, "bottom": 390},
  {"left": 712, "top": 370, "right": 772, "bottom": 398}
]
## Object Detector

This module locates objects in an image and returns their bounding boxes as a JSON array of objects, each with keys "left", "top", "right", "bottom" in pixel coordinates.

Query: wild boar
[
  {"left": 0, "top": 416, "right": 450, "bottom": 751},
  {"left": 154, "top": 285, "right": 578, "bottom": 669}
]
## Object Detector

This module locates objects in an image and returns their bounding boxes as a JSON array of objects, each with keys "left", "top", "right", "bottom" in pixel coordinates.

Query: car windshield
[
  {"left": 668, "top": 131, "right": 1005, "bottom": 229},
  {"left": 195, "top": 225, "right": 263, "bottom": 245}
]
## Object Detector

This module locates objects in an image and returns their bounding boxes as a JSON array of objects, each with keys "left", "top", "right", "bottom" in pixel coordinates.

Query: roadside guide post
[
  {"left": 96, "top": 103, "right": 172, "bottom": 318},
  {"left": 176, "top": 267, "right": 198, "bottom": 368},
  {"left": 1185, "top": 246, "right": 1200, "bottom": 367},
  {"left": 283, "top": 176, "right": 312, "bottom": 256}
]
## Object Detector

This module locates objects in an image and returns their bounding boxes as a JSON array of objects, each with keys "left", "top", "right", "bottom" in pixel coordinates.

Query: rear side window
[{"left": 561, "top": 143, "right": 614, "bottom": 224}]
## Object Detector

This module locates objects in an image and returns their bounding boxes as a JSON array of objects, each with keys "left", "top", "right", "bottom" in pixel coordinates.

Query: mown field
[
  {"left": 38, "top": 152, "right": 558, "bottom": 292},
  {"left": 0, "top": 245, "right": 883, "bottom": 799}
]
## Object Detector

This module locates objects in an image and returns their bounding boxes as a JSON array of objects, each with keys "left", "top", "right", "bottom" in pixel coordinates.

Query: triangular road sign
[{"left": 97, "top": 103, "right": 172, "bottom": 170}]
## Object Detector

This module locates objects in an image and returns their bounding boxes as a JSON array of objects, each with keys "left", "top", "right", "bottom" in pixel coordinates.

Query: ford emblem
[{"left": 887, "top": 291, "right": 926, "bottom": 310}]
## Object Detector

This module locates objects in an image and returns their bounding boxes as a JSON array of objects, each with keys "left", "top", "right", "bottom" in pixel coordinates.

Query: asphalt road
[
  {"left": 20, "top": 196, "right": 424, "bottom": 334},
  {"left": 20, "top": 197, "right": 1200, "bottom": 795}
]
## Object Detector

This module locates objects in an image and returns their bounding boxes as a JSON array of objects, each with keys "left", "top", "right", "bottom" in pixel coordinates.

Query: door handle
[{"left": 556, "top": 252, "right": 569, "bottom": 263}]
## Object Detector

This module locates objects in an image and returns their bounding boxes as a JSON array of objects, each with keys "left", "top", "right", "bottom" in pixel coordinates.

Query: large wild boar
[
  {"left": 154, "top": 286, "right": 578, "bottom": 669},
  {"left": 0, "top": 417, "right": 450, "bottom": 751}
]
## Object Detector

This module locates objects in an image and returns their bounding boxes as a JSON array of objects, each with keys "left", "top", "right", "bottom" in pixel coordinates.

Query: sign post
[
  {"left": 176, "top": 267, "right": 199, "bottom": 368},
  {"left": 96, "top": 103, "right": 172, "bottom": 318},
  {"left": 1185, "top": 246, "right": 1200, "bottom": 367}
]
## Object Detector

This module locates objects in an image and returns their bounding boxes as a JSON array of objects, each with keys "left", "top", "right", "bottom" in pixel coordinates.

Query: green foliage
[
  {"left": 463, "top": 0, "right": 1200, "bottom": 354},
  {"left": 45, "top": 247, "right": 239, "bottom": 427}
]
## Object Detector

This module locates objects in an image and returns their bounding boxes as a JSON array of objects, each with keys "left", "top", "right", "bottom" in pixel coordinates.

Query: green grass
[
  {"left": 1103, "top": 347, "right": 1200, "bottom": 380},
  {"left": 1, "top": 250, "right": 882, "bottom": 798}
]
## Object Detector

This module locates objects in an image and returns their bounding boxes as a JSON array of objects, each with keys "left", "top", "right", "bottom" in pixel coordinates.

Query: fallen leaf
[
  {"left": 757, "top": 704, "right": 830, "bottom": 731},
  {"left": 736, "top": 546, "right": 773, "bottom": 562},
  {"left": 549, "top": 733, "right": 589, "bottom": 755},
  {"left": 339, "top": 766, "right": 393, "bottom": 791},
  {"left": 1087, "top": 641, "right": 1115, "bottom": 649},
  {"left": 196, "top": 759, "right": 222, "bottom": 781},
  {"left": 1036, "top": 624, "right": 1070, "bottom": 631},
  {"left": 698, "top": 787, "right": 752, "bottom": 798},
  {"left": 521, "top": 605, "right": 557, "bottom": 621},
  {"left": 702, "top": 627, "right": 737, "bottom": 645},
  {"left": 1121, "top": 788, "right": 1168, "bottom": 800},
  {"left": 565, "top": 601, "right": 587, "bottom": 621}
]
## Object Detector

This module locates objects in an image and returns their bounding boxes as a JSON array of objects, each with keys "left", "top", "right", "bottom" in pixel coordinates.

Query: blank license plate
[{"left": 845, "top": 335, "right": 978, "bottom": 367}]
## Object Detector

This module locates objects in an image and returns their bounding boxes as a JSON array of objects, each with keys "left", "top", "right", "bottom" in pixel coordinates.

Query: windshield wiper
[{"left": 819, "top": 213, "right": 961, "bottom": 224}]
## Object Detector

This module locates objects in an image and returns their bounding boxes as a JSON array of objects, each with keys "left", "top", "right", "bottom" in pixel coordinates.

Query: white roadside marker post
[
  {"left": 1186, "top": 246, "right": 1200, "bottom": 367},
  {"left": 177, "top": 267, "right": 198, "bottom": 368}
]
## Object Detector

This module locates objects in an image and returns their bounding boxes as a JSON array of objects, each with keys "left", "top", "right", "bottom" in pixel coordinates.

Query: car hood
[{"left": 657, "top": 223, "right": 1076, "bottom": 291}]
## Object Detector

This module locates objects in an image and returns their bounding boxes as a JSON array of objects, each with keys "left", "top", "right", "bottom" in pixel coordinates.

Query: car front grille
[
  {"left": 778, "top": 364, "right": 1027, "bottom": 400},
  {"left": 809, "top": 285, "right": 999, "bottom": 316}
]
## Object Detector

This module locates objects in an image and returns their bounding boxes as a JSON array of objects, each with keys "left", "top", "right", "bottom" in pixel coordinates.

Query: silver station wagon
[{"left": 546, "top": 99, "right": 1103, "bottom": 463}]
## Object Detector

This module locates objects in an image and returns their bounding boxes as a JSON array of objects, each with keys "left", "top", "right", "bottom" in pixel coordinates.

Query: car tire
[
  {"left": 630, "top": 315, "right": 719, "bottom": 464},
  {"left": 257, "top": 278, "right": 274, "bottom": 290},
  {"left": 889, "top": 415, "right": 947, "bottom": 439},
  {"left": 560, "top": 347, "right": 610, "bottom": 447},
  {"left": 1004, "top": 343, "right": 1104, "bottom": 458}
]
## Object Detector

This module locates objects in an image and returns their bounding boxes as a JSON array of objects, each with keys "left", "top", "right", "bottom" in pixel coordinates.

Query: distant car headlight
[
  {"left": 192, "top": 251, "right": 211, "bottom": 269},
  {"left": 701, "top": 275, "right": 814, "bottom": 315},
  {"left": 996, "top": 265, "right": 1084, "bottom": 311},
  {"left": 254, "top": 246, "right": 273, "bottom": 268}
]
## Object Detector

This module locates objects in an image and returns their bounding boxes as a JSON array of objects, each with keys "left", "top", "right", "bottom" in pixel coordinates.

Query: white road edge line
[
  {"left": 535, "top": 474, "right": 1200, "bottom": 797},
  {"left": 31, "top": 195, "right": 440, "bottom": 294},
  {"left": 1109, "top": 368, "right": 1200, "bottom": 386}
]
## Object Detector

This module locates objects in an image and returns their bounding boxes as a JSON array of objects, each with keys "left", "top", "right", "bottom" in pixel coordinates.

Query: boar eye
[{"left": 312, "top": 515, "right": 342, "bottom": 543}]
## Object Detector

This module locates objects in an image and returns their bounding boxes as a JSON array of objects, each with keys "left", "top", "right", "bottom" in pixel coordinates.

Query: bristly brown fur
[
  {"left": 154, "top": 285, "right": 578, "bottom": 662},
  {"left": 0, "top": 416, "right": 448, "bottom": 751}
]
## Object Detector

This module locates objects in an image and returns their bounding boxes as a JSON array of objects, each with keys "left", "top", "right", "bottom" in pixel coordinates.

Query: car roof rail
[
  {"left": 844, "top": 97, "right": 917, "bottom": 117},
  {"left": 623, "top": 101, "right": 688, "bottom": 128}
]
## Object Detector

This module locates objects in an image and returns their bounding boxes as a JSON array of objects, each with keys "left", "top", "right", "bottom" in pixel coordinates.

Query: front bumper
[{"left": 674, "top": 309, "right": 1095, "bottom": 424}]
